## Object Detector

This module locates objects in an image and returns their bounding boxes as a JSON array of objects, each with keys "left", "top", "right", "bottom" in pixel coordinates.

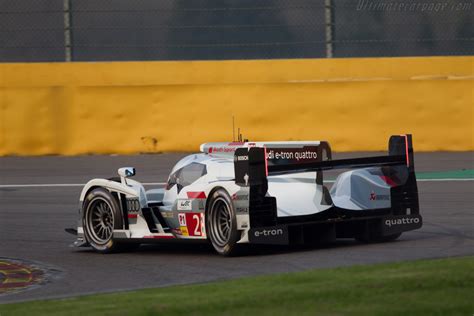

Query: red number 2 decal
[{"left": 184, "top": 213, "right": 206, "bottom": 237}]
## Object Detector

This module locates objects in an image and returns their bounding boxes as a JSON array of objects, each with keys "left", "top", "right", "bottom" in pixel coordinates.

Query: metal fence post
[
  {"left": 325, "top": 0, "right": 334, "bottom": 58},
  {"left": 63, "top": 0, "right": 72, "bottom": 61}
]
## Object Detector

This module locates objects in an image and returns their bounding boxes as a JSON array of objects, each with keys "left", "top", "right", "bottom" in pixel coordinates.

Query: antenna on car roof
[
  {"left": 237, "top": 129, "right": 247, "bottom": 142},
  {"left": 233, "top": 118, "right": 248, "bottom": 143}
]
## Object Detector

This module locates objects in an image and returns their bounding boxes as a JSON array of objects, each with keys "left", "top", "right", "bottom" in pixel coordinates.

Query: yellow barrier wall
[{"left": 0, "top": 56, "right": 472, "bottom": 155}]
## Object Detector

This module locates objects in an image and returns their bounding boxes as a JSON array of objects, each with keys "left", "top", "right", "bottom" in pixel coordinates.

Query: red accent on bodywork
[
  {"left": 187, "top": 191, "right": 207, "bottom": 199},
  {"left": 380, "top": 175, "right": 397, "bottom": 187},
  {"left": 184, "top": 212, "right": 205, "bottom": 237},
  {"left": 264, "top": 146, "right": 269, "bottom": 176},
  {"left": 402, "top": 134, "right": 409, "bottom": 167},
  {"left": 127, "top": 214, "right": 138, "bottom": 219},
  {"left": 143, "top": 235, "right": 175, "bottom": 239},
  {"left": 370, "top": 191, "right": 376, "bottom": 200}
]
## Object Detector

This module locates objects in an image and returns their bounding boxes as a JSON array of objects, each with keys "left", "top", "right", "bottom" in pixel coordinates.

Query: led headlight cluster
[{"left": 126, "top": 198, "right": 140, "bottom": 212}]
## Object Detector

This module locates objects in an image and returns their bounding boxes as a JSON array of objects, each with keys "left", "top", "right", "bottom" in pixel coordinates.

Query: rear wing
[
  {"left": 233, "top": 135, "right": 419, "bottom": 226},
  {"left": 268, "top": 135, "right": 415, "bottom": 175},
  {"left": 234, "top": 135, "right": 415, "bottom": 181}
]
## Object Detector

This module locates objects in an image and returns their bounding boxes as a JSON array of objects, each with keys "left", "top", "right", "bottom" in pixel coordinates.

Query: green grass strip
[
  {"left": 323, "top": 169, "right": 474, "bottom": 182},
  {"left": 416, "top": 169, "right": 474, "bottom": 179},
  {"left": 1, "top": 256, "right": 473, "bottom": 316}
]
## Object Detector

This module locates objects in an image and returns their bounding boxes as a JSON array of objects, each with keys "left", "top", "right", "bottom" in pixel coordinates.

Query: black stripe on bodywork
[{"left": 119, "top": 193, "right": 129, "bottom": 230}]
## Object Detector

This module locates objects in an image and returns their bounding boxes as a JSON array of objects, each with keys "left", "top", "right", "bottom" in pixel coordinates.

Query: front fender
[{"left": 79, "top": 178, "right": 139, "bottom": 202}]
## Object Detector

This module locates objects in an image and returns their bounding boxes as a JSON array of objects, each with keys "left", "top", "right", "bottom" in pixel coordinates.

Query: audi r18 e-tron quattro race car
[{"left": 68, "top": 134, "right": 422, "bottom": 256}]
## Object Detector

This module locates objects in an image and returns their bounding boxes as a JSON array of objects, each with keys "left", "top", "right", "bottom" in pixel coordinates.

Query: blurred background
[
  {"left": 1, "top": 0, "right": 472, "bottom": 62},
  {"left": 0, "top": 0, "right": 472, "bottom": 155}
]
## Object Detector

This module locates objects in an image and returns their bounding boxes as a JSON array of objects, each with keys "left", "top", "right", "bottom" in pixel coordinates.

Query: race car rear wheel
[
  {"left": 83, "top": 188, "right": 124, "bottom": 253},
  {"left": 206, "top": 189, "right": 240, "bottom": 256}
]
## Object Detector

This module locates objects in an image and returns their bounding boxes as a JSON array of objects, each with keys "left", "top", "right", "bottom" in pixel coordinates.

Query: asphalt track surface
[{"left": 0, "top": 152, "right": 473, "bottom": 303}]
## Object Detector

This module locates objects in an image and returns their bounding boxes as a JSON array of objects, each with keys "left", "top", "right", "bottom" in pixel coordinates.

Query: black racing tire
[
  {"left": 206, "top": 189, "right": 240, "bottom": 256},
  {"left": 83, "top": 187, "right": 124, "bottom": 253},
  {"left": 355, "top": 232, "right": 402, "bottom": 243}
]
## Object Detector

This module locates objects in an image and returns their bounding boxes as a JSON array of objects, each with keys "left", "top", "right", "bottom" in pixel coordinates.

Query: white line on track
[
  {"left": 0, "top": 179, "right": 472, "bottom": 188},
  {"left": 416, "top": 178, "right": 474, "bottom": 182},
  {"left": 0, "top": 182, "right": 167, "bottom": 188}
]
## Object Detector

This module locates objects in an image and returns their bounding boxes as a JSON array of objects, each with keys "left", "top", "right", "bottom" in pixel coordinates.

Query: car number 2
[
  {"left": 191, "top": 214, "right": 203, "bottom": 236},
  {"left": 180, "top": 213, "right": 206, "bottom": 237}
]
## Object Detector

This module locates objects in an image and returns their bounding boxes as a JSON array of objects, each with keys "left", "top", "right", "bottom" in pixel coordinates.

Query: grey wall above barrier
[{"left": 1, "top": 0, "right": 473, "bottom": 62}]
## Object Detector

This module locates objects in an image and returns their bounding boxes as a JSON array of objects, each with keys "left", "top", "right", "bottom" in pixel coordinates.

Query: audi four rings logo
[
  {"left": 253, "top": 228, "right": 284, "bottom": 237},
  {"left": 385, "top": 217, "right": 420, "bottom": 227}
]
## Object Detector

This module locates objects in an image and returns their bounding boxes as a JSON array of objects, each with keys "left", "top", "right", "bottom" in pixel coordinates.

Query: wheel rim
[
  {"left": 86, "top": 198, "right": 114, "bottom": 244},
  {"left": 209, "top": 197, "right": 232, "bottom": 247}
]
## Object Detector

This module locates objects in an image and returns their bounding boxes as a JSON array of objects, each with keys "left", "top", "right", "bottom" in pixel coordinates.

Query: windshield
[{"left": 166, "top": 162, "right": 207, "bottom": 192}]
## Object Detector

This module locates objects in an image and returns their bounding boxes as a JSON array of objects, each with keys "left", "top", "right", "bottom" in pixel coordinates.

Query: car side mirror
[{"left": 118, "top": 167, "right": 136, "bottom": 178}]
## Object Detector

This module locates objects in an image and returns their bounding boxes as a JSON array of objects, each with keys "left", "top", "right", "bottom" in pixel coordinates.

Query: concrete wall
[{"left": 0, "top": 56, "right": 472, "bottom": 155}]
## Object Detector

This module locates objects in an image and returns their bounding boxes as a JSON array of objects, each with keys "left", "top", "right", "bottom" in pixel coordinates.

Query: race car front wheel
[
  {"left": 206, "top": 189, "right": 240, "bottom": 256},
  {"left": 83, "top": 187, "right": 124, "bottom": 253}
]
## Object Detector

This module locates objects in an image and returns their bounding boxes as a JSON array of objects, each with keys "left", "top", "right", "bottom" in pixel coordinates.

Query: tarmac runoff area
[{"left": 0, "top": 152, "right": 472, "bottom": 303}]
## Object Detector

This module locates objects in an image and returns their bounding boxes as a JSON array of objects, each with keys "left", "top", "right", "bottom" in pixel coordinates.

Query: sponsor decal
[
  {"left": 232, "top": 194, "right": 249, "bottom": 201},
  {"left": 266, "top": 148, "right": 318, "bottom": 162},
  {"left": 177, "top": 199, "right": 192, "bottom": 211},
  {"left": 236, "top": 207, "right": 249, "bottom": 213},
  {"left": 370, "top": 191, "right": 375, "bottom": 200},
  {"left": 370, "top": 191, "right": 390, "bottom": 201},
  {"left": 249, "top": 225, "right": 289, "bottom": 245},
  {"left": 180, "top": 226, "right": 189, "bottom": 236},
  {"left": 178, "top": 213, "right": 187, "bottom": 226},
  {"left": 384, "top": 217, "right": 420, "bottom": 227},
  {"left": 179, "top": 212, "right": 206, "bottom": 237},
  {"left": 253, "top": 228, "right": 284, "bottom": 237},
  {"left": 126, "top": 198, "right": 140, "bottom": 212},
  {"left": 210, "top": 146, "right": 238, "bottom": 154},
  {"left": 235, "top": 155, "right": 249, "bottom": 161},
  {"left": 381, "top": 215, "right": 422, "bottom": 235}
]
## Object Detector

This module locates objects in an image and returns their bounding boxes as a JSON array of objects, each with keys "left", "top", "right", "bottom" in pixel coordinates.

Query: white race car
[{"left": 67, "top": 134, "right": 422, "bottom": 256}]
